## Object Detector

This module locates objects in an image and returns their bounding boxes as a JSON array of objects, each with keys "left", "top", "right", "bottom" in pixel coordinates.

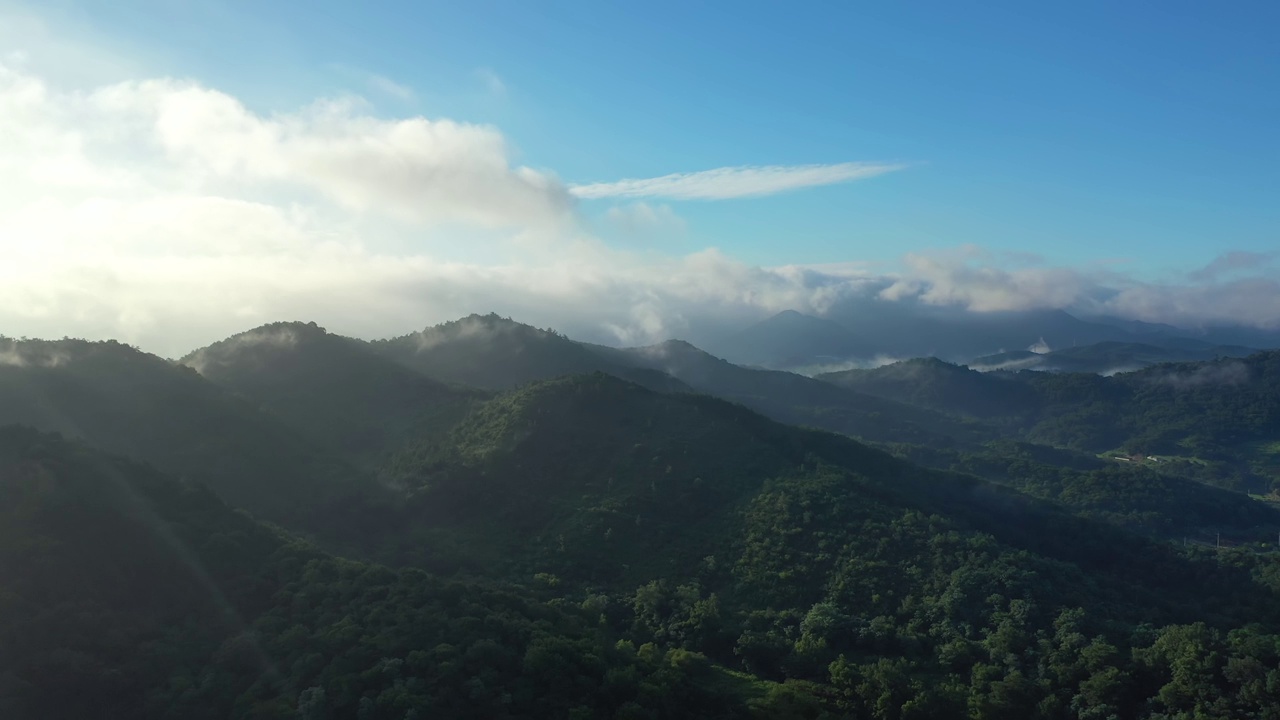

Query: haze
[{"left": 2, "top": 1, "right": 1277, "bottom": 357}]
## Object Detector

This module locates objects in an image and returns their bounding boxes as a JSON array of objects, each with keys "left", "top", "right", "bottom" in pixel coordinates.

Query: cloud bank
[{"left": 1, "top": 59, "right": 1277, "bottom": 360}]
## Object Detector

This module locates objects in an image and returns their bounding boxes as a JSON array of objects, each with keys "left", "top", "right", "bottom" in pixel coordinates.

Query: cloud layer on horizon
[{"left": 1, "top": 59, "right": 1277, "bottom": 358}]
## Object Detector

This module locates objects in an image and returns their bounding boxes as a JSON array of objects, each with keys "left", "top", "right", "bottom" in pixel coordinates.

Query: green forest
[{"left": 4, "top": 322, "right": 1280, "bottom": 719}]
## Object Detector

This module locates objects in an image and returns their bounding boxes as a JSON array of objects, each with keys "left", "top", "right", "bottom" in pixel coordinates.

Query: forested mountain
[
  {"left": 0, "top": 336, "right": 378, "bottom": 528},
  {"left": 369, "top": 314, "right": 634, "bottom": 390},
  {"left": 367, "top": 314, "right": 992, "bottom": 448},
  {"left": 969, "top": 340, "right": 1258, "bottom": 374},
  {"left": 181, "top": 322, "right": 486, "bottom": 464},
  {"left": 821, "top": 351, "right": 1280, "bottom": 492},
  {"left": 7, "top": 320, "right": 1280, "bottom": 718},
  {"left": 369, "top": 373, "right": 1280, "bottom": 718},
  {"left": 590, "top": 340, "right": 995, "bottom": 448},
  {"left": 0, "top": 427, "right": 748, "bottom": 720},
  {"left": 819, "top": 357, "right": 1040, "bottom": 421}
]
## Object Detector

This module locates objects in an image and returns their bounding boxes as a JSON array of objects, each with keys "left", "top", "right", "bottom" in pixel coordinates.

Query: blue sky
[
  {"left": 1, "top": 0, "right": 1278, "bottom": 352},
  {"left": 44, "top": 0, "right": 1278, "bottom": 272}
]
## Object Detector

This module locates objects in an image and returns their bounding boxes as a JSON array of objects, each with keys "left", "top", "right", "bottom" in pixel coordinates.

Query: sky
[{"left": 1, "top": 0, "right": 1278, "bottom": 355}]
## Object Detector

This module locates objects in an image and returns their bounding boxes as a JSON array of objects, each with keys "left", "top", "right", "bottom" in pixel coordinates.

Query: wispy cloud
[
  {"left": 475, "top": 68, "right": 505, "bottom": 96},
  {"left": 1187, "top": 251, "right": 1275, "bottom": 282},
  {"left": 605, "top": 202, "right": 686, "bottom": 236},
  {"left": 570, "top": 162, "right": 905, "bottom": 201},
  {"left": 366, "top": 73, "right": 414, "bottom": 101},
  {"left": 330, "top": 64, "right": 415, "bottom": 101}
]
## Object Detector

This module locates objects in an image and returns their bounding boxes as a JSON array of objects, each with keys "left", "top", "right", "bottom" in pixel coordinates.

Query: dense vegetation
[
  {"left": 890, "top": 440, "right": 1280, "bottom": 538},
  {"left": 6, "top": 320, "right": 1280, "bottom": 718},
  {"left": 822, "top": 352, "right": 1280, "bottom": 493},
  {"left": 372, "top": 373, "right": 1280, "bottom": 718},
  {"left": 0, "top": 427, "right": 753, "bottom": 720}
]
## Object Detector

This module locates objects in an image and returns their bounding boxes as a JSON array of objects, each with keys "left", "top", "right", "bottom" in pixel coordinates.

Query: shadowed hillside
[
  {"left": 0, "top": 336, "right": 378, "bottom": 527},
  {"left": 0, "top": 427, "right": 749, "bottom": 720},
  {"left": 182, "top": 321, "right": 487, "bottom": 464}
]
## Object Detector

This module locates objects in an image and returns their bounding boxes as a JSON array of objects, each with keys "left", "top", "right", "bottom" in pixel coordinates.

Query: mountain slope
[
  {"left": 370, "top": 314, "right": 984, "bottom": 447},
  {"left": 0, "top": 336, "right": 377, "bottom": 527},
  {"left": 375, "top": 373, "right": 1280, "bottom": 717},
  {"left": 0, "top": 426, "right": 747, "bottom": 720},
  {"left": 822, "top": 352, "right": 1280, "bottom": 492},
  {"left": 369, "top": 313, "right": 665, "bottom": 390},
  {"left": 383, "top": 373, "right": 1271, "bottom": 614},
  {"left": 818, "top": 357, "right": 1041, "bottom": 421},
  {"left": 594, "top": 340, "right": 997, "bottom": 447},
  {"left": 181, "top": 322, "right": 485, "bottom": 464}
]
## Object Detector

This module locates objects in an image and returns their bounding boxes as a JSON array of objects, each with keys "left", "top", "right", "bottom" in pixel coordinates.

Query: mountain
[
  {"left": 821, "top": 351, "right": 1280, "bottom": 494},
  {"left": 181, "top": 321, "right": 485, "bottom": 464},
  {"left": 380, "top": 372, "right": 1253, "bottom": 596},
  {"left": 702, "top": 310, "right": 876, "bottom": 371},
  {"left": 1086, "top": 315, "right": 1280, "bottom": 349},
  {"left": 11, "top": 328, "right": 1280, "bottom": 717},
  {"left": 710, "top": 305, "right": 1134, "bottom": 371},
  {"left": 969, "top": 340, "right": 1259, "bottom": 374},
  {"left": 374, "top": 372, "right": 1280, "bottom": 717},
  {"left": 592, "top": 339, "right": 996, "bottom": 448},
  {"left": 369, "top": 313, "right": 664, "bottom": 390},
  {"left": 817, "top": 357, "right": 1041, "bottom": 421},
  {"left": 708, "top": 303, "right": 1278, "bottom": 374},
  {"left": 366, "top": 314, "right": 988, "bottom": 447},
  {"left": 0, "top": 426, "right": 746, "bottom": 720},
  {"left": 0, "top": 336, "right": 377, "bottom": 527}
]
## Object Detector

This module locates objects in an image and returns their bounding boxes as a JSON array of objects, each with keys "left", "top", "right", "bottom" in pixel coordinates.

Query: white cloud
[
  {"left": 605, "top": 202, "right": 687, "bottom": 236},
  {"left": 570, "top": 162, "right": 906, "bottom": 200},
  {"left": 0, "top": 64, "right": 574, "bottom": 231},
  {"left": 1, "top": 56, "right": 1278, "bottom": 362},
  {"left": 0, "top": 60, "right": 894, "bottom": 355},
  {"left": 879, "top": 246, "right": 1091, "bottom": 312},
  {"left": 872, "top": 246, "right": 1280, "bottom": 330}
]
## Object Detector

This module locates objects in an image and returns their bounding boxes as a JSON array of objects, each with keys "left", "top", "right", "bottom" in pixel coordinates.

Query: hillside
[
  {"left": 0, "top": 426, "right": 749, "bottom": 720},
  {"left": 373, "top": 373, "right": 1280, "bottom": 717},
  {"left": 820, "top": 352, "right": 1280, "bottom": 493},
  {"left": 590, "top": 340, "right": 997, "bottom": 448},
  {"left": 0, "top": 336, "right": 377, "bottom": 527},
  {"left": 181, "top": 322, "right": 486, "bottom": 464},
  {"left": 818, "top": 357, "right": 1040, "bottom": 421},
  {"left": 9, "top": 351, "right": 1280, "bottom": 717},
  {"left": 889, "top": 439, "right": 1280, "bottom": 537},
  {"left": 366, "top": 314, "right": 989, "bottom": 448}
]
